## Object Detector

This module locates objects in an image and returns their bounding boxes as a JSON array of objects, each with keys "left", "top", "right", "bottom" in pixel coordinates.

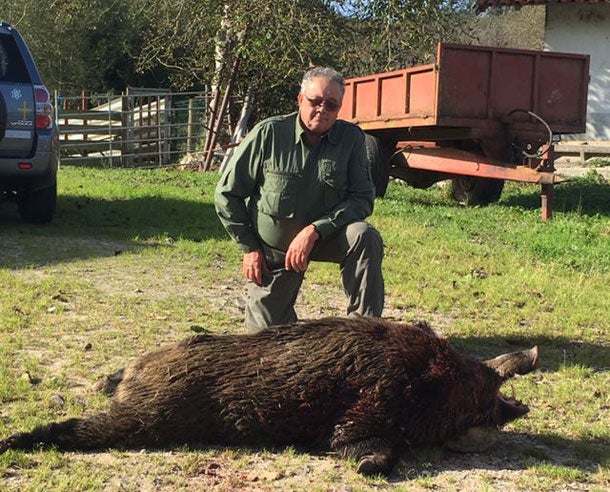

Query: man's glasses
[{"left": 305, "top": 96, "right": 340, "bottom": 113}]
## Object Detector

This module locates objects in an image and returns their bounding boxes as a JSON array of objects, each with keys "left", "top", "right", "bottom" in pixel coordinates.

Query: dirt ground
[{"left": 3, "top": 239, "right": 606, "bottom": 491}]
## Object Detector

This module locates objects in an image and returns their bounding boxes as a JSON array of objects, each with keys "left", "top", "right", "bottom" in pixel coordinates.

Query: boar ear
[{"left": 484, "top": 346, "right": 539, "bottom": 380}]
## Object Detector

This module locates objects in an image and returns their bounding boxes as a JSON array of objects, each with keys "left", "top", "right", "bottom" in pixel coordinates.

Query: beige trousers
[{"left": 245, "top": 221, "right": 384, "bottom": 332}]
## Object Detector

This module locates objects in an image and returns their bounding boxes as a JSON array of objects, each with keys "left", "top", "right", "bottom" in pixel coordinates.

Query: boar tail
[{"left": 0, "top": 413, "right": 117, "bottom": 453}]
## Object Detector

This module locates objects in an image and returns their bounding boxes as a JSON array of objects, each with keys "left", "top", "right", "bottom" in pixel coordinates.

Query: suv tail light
[{"left": 34, "top": 85, "right": 54, "bottom": 130}]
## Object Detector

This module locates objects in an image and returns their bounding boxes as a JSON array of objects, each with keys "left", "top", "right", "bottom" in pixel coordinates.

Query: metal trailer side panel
[
  {"left": 339, "top": 43, "right": 589, "bottom": 137},
  {"left": 339, "top": 64, "right": 439, "bottom": 130},
  {"left": 436, "top": 44, "right": 589, "bottom": 135}
]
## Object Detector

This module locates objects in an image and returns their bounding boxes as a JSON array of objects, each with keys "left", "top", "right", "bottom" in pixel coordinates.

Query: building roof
[{"left": 477, "top": 0, "right": 609, "bottom": 8}]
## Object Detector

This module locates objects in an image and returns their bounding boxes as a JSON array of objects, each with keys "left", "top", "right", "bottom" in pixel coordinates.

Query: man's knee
[
  {"left": 345, "top": 222, "right": 384, "bottom": 256},
  {"left": 342, "top": 222, "right": 385, "bottom": 317}
]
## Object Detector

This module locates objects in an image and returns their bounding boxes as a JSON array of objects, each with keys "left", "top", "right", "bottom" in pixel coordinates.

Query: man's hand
[
  {"left": 243, "top": 250, "right": 266, "bottom": 286},
  {"left": 285, "top": 225, "right": 320, "bottom": 273}
]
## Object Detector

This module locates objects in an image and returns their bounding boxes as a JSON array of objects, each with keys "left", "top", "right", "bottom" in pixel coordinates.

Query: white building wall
[{"left": 544, "top": 3, "right": 610, "bottom": 140}]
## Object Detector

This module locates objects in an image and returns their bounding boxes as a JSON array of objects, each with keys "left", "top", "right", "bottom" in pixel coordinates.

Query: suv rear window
[{"left": 0, "top": 33, "right": 30, "bottom": 83}]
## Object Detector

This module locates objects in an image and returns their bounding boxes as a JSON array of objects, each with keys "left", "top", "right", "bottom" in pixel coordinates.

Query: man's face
[{"left": 298, "top": 76, "right": 343, "bottom": 136}]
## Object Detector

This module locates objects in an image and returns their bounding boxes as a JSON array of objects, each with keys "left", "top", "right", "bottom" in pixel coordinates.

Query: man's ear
[{"left": 297, "top": 92, "right": 303, "bottom": 105}]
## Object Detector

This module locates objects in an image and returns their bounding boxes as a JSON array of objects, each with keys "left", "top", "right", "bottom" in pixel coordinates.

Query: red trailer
[{"left": 338, "top": 43, "right": 590, "bottom": 220}]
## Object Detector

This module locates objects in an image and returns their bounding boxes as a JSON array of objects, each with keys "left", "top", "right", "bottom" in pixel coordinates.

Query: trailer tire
[
  {"left": 450, "top": 176, "right": 504, "bottom": 206},
  {"left": 364, "top": 133, "right": 392, "bottom": 198}
]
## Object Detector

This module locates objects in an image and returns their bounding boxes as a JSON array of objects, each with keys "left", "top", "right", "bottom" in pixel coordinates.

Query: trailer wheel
[
  {"left": 364, "top": 134, "right": 392, "bottom": 198},
  {"left": 450, "top": 176, "right": 504, "bottom": 206}
]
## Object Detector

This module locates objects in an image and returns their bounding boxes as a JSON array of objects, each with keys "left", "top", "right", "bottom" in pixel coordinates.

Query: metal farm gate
[{"left": 56, "top": 88, "right": 211, "bottom": 167}]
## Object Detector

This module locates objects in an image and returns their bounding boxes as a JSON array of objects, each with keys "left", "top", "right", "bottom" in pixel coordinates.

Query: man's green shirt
[{"left": 215, "top": 112, "right": 375, "bottom": 253}]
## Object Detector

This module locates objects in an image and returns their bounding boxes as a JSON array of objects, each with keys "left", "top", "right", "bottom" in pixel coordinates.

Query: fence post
[
  {"left": 62, "top": 94, "right": 69, "bottom": 142},
  {"left": 121, "top": 90, "right": 134, "bottom": 167},
  {"left": 81, "top": 90, "right": 89, "bottom": 156},
  {"left": 107, "top": 92, "right": 113, "bottom": 168},
  {"left": 165, "top": 93, "right": 172, "bottom": 163},
  {"left": 54, "top": 90, "right": 61, "bottom": 166},
  {"left": 187, "top": 98, "right": 194, "bottom": 154},
  {"left": 156, "top": 94, "right": 162, "bottom": 166}
]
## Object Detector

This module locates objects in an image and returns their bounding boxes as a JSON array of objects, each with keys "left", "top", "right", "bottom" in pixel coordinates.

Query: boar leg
[
  {"left": 0, "top": 413, "right": 117, "bottom": 453},
  {"left": 93, "top": 368, "right": 125, "bottom": 396},
  {"left": 484, "top": 346, "right": 539, "bottom": 378}
]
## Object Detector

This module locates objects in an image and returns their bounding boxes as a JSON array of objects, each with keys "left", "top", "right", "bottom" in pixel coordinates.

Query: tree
[
  {"left": 456, "top": 5, "right": 545, "bottom": 50},
  {"left": 3, "top": 0, "right": 543, "bottom": 167},
  {"left": 0, "top": 0, "right": 162, "bottom": 93},
  {"left": 338, "top": 0, "right": 471, "bottom": 76},
  {"left": 135, "top": 0, "right": 351, "bottom": 166},
  {"left": 137, "top": 0, "right": 348, "bottom": 117}
]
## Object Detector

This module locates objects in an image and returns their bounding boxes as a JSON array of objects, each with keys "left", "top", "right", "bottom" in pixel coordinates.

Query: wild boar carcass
[{"left": 0, "top": 317, "right": 538, "bottom": 475}]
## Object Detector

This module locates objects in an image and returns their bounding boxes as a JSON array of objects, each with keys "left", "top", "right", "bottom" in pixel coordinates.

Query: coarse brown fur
[{"left": 0, "top": 317, "right": 535, "bottom": 475}]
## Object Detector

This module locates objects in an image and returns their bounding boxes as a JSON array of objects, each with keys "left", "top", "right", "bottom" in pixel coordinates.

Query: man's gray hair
[{"left": 300, "top": 67, "right": 345, "bottom": 97}]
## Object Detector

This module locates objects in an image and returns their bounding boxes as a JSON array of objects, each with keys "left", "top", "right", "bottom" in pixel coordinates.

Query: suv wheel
[{"left": 17, "top": 180, "right": 57, "bottom": 223}]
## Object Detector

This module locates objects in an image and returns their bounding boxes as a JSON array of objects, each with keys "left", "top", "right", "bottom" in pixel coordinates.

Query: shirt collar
[{"left": 293, "top": 112, "right": 340, "bottom": 146}]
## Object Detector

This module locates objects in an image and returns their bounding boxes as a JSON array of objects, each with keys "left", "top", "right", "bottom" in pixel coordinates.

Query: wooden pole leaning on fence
[
  {"left": 200, "top": 88, "right": 221, "bottom": 171},
  {"left": 200, "top": 58, "right": 240, "bottom": 172},
  {"left": 219, "top": 85, "right": 253, "bottom": 174}
]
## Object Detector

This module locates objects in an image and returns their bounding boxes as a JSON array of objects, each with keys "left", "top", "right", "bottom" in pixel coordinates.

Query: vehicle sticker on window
[{"left": 17, "top": 100, "right": 31, "bottom": 119}]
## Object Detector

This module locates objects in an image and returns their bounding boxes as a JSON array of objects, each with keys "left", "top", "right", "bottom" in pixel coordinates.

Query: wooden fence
[
  {"left": 56, "top": 88, "right": 211, "bottom": 167},
  {"left": 554, "top": 141, "right": 610, "bottom": 162}
]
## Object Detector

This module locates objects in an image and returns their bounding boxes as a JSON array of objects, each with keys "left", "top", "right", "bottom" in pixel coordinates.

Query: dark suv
[{"left": 0, "top": 21, "right": 58, "bottom": 223}]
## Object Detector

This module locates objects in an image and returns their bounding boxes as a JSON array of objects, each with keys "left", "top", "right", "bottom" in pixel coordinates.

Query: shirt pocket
[
  {"left": 258, "top": 168, "right": 300, "bottom": 218},
  {"left": 318, "top": 159, "right": 347, "bottom": 207}
]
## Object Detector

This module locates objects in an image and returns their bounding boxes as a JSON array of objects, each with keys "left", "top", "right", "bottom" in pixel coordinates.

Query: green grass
[
  {"left": 0, "top": 166, "right": 609, "bottom": 490},
  {"left": 585, "top": 157, "right": 610, "bottom": 168}
]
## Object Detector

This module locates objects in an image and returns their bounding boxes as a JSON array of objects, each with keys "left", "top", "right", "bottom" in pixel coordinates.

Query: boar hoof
[{"left": 357, "top": 455, "right": 387, "bottom": 476}]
